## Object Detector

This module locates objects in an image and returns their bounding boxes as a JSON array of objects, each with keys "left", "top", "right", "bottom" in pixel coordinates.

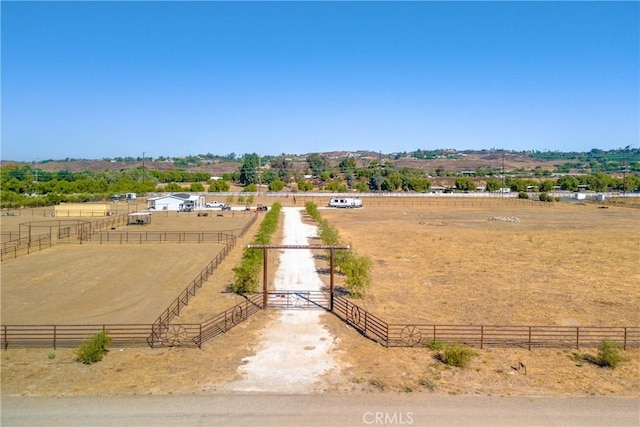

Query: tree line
[{"left": 1, "top": 152, "right": 639, "bottom": 208}]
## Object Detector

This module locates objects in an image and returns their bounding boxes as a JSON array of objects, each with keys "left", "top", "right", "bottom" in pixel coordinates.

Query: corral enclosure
[
  {"left": 0, "top": 210, "right": 256, "bottom": 324},
  {"left": 320, "top": 199, "right": 639, "bottom": 327}
]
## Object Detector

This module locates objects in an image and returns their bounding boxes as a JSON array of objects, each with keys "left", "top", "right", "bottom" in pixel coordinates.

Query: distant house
[{"left": 147, "top": 193, "right": 205, "bottom": 211}]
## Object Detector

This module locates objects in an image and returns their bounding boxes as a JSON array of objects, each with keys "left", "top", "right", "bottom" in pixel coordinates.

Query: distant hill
[{"left": 1, "top": 148, "right": 636, "bottom": 175}]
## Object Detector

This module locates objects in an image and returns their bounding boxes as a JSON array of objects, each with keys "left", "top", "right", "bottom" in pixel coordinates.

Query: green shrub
[
  {"left": 440, "top": 344, "right": 476, "bottom": 368},
  {"left": 232, "top": 203, "right": 281, "bottom": 293},
  {"left": 189, "top": 182, "right": 204, "bottom": 192},
  {"left": 597, "top": 340, "right": 626, "bottom": 368},
  {"left": 268, "top": 180, "right": 285, "bottom": 192},
  {"left": 341, "top": 254, "right": 372, "bottom": 298},
  {"left": 298, "top": 181, "right": 313, "bottom": 192},
  {"left": 426, "top": 340, "right": 445, "bottom": 350},
  {"left": 518, "top": 191, "right": 529, "bottom": 199},
  {"left": 75, "top": 331, "right": 112, "bottom": 364},
  {"left": 305, "top": 202, "right": 321, "bottom": 221},
  {"left": 539, "top": 192, "right": 556, "bottom": 202}
]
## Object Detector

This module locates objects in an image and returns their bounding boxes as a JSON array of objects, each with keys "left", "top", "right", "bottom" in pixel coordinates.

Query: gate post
[
  {"left": 263, "top": 247, "right": 268, "bottom": 309},
  {"left": 330, "top": 248, "right": 335, "bottom": 311}
]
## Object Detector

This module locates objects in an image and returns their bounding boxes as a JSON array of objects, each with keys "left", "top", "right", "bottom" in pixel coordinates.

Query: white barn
[{"left": 147, "top": 193, "right": 205, "bottom": 211}]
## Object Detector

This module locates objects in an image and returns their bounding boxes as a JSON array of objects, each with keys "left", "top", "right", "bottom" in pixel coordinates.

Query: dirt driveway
[{"left": 225, "top": 207, "right": 338, "bottom": 393}]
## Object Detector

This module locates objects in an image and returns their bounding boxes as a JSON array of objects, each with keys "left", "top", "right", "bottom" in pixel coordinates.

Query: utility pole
[
  {"left": 258, "top": 154, "right": 261, "bottom": 194},
  {"left": 501, "top": 151, "right": 505, "bottom": 198},
  {"left": 623, "top": 145, "right": 629, "bottom": 197},
  {"left": 142, "top": 152, "right": 146, "bottom": 184}
]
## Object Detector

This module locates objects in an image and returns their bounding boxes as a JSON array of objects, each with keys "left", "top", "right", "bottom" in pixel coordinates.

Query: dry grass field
[
  {"left": 320, "top": 199, "right": 639, "bottom": 327},
  {"left": 1, "top": 198, "right": 639, "bottom": 397}
]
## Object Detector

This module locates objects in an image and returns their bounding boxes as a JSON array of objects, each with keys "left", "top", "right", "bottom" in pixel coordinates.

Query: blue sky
[{"left": 2, "top": 1, "right": 638, "bottom": 162}]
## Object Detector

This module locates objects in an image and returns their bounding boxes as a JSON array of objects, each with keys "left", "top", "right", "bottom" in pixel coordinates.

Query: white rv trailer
[{"left": 328, "top": 197, "right": 363, "bottom": 208}]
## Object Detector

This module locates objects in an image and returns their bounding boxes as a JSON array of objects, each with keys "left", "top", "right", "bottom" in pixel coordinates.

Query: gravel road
[
  {"left": 3, "top": 395, "right": 638, "bottom": 427},
  {"left": 224, "top": 207, "right": 338, "bottom": 393}
]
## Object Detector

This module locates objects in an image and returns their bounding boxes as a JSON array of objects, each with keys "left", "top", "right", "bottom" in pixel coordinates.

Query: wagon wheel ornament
[
  {"left": 400, "top": 326, "right": 422, "bottom": 346},
  {"left": 292, "top": 295, "right": 304, "bottom": 308},
  {"left": 164, "top": 325, "right": 188, "bottom": 346},
  {"left": 348, "top": 306, "right": 361, "bottom": 326},
  {"left": 232, "top": 306, "right": 244, "bottom": 324}
]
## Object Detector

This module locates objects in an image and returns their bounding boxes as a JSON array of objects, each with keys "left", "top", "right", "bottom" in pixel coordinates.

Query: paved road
[{"left": 2, "top": 394, "right": 638, "bottom": 426}]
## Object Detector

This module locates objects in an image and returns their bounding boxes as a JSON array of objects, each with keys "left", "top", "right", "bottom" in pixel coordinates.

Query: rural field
[{"left": 1, "top": 197, "right": 639, "bottom": 397}]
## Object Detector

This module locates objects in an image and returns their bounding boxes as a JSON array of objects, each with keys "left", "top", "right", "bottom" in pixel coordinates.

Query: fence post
[
  {"left": 364, "top": 312, "right": 367, "bottom": 336},
  {"left": 433, "top": 325, "right": 437, "bottom": 342},
  {"left": 528, "top": 326, "right": 532, "bottom": 351},
  {"left": 623, "top": 327, "right": 627, "bottom": 351},
  {"left": 576, "top": 327, "right": 580, "bottom": 350},
  {"left": 3, "top": 325, "right": 7, "bottom": 350},
  {"left": 53, "top": 325, "right": 57, "bottom": 350},
  {"left": 385, "top": 322, "right": 389, "bottom": 348},
  {"left": 480, "top": 325, "right": 484, "bottom": 349}
]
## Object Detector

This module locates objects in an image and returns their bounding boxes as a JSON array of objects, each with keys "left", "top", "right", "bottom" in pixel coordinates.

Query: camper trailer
[{"left": 328, "top": 197, "right": 363, "bottom": 209}]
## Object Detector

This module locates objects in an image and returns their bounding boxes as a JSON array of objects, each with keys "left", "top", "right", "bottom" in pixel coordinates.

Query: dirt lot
[{"left": 1, "top": 198, "right": 639, "bottom": 397}]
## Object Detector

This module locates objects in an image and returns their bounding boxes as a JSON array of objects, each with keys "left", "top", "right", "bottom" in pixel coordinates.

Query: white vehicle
[
  {"left": 328, "top": 197, "right": 363, "bottom": 209},
  {"left": 205, "top": 201, "right": 224, "bottom": 208}
]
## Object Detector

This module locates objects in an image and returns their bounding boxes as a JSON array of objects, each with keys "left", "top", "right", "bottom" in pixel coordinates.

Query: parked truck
[{"left": 328, "top": 197, "right": 363, "bottom": 208}]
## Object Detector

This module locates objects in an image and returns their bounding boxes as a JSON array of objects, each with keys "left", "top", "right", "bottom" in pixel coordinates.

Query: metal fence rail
[
  {"left": 384, "top": 323, "right": 640, "bottom": 350},
  {"left": 0, "top": 324, "right": 197, "bottom": 349},
  {"left": 195, "top": 294, "right": 264, "bottom": 347},
  {"left": 0, "top": 234, "right": 52, "bottom": 261},
  {"left": 333, "top": 296, "right": 389, "bottom": 345},
  {"left": 152, "top": 239, "right": 235, "bottom": 329},
  {"left": 147, "top": 214, "right": 258, "bottom": 344},
  {"left": 90, "top": 231, "right": 238, "bottom": 244}
]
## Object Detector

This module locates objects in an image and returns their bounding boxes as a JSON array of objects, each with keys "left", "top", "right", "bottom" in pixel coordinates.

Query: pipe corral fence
[{"left": 2, "top": 292, "right": 638, "bottom": 351}]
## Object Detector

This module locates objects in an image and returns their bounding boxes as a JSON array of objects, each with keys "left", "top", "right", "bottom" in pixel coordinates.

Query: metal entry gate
[
  {"left": 266, "top": 291, "right": 330, "bottom": 310},
  {"left": 246, "top": 244, "right": 350, "bottom": 310}
]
